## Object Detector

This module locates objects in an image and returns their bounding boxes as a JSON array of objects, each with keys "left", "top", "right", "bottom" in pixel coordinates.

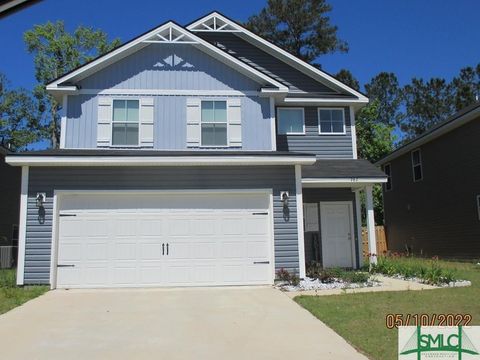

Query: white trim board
[
  {"left": 187, "top": 12, "right": 369, "bottom": 103},
  {"left": 78, "top": 89, "right": 262, "bottom": 97},
  {"left": 302, "top": 177, "right": 387, "bottom": 188},
  {"left": 46, "top": 22, "right": 288, "bottom": 94},
  {"left": 50, "top": 189, "right": 275, "bottom": 289},
  {"left": 6, "top": 155, "right": 316, "bottom": 167},
  {"left": 295, "top": 165, "right": 306, "bottom": 278},
  {"left": 16, "top": 166, "right": 29, "bottom": 285}
]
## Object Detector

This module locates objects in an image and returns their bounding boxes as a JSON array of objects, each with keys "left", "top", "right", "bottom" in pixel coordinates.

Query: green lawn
[
  {"left": 295, "top": 261, "right": 480, "bottom": 360},
  {"left": 0, "top": 269, "right": 48, "bottom": 315}
]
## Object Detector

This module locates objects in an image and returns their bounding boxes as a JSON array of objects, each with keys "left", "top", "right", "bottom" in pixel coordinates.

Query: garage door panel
[{"left": 57, "top": 192, "right": 273, "bottom": 288}]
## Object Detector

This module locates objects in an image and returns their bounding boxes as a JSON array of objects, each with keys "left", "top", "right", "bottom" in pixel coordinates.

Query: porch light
[
  {"left": 36, "top": 193, "right": 46, "bottom": 208},
  {"left": 281, "top": 191, "right": 289, "bottom": 207}
]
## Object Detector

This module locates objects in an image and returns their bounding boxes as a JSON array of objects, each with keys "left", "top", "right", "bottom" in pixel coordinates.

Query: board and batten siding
[
  {"left": 276, "top": 106, "right": 354, "bottom": 158},
  {"left": 66, "top": 95, "right": 272, "bottom": 150},
  {"left": 78, "top": 44, "right": 261, "bottom": 91},
  {"left": 24, "top": 166, "right": 298, "bottom": 284}
]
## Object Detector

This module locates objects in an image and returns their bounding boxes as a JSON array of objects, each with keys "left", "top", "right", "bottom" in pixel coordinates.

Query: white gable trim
[
  {"left": 188, "top": 12, "right": 368, "bottom": 103},
  {"left": 46, "top": 22, "right": 288, "bottom": 94}
]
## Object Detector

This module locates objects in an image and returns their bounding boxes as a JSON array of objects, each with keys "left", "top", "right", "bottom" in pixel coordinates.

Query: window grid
[
  {"left": 201, "top": 100, "right": 228, "bottom": 147},
  {"left": 112, "top": 99, "right": 139, "bottom": 146},
  {"left": 411, "top": 149, "right": 423, "bottom": 182},
  {"left": 318, "top": 108, "right": 345, "bottom": 135},
  {"left": 384, "top": 163, "right": 392, "bottom": 191}
]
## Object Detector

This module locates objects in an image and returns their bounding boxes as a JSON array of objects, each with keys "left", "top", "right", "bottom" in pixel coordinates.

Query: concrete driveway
[{"left": 0, "top": 287, "right": 366, "bottom": 360}]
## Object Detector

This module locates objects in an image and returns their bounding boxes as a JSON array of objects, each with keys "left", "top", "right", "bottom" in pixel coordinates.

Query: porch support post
[
  {"left": 354, "top": 189, "right": 363, "bottom": 268},
  {"left": 17, "top": 166, "right": 29, "bottom": 285},
  {"left": 295, "top": 164, "right": 306, "bottom": 279},
  {"left": 365, "top": 185, "right": 377, "bottom": 265}
]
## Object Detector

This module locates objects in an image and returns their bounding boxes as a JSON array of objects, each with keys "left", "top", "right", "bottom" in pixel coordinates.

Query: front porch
[{"left": 297, "top": 159, "right": 387, "bottom": 275}]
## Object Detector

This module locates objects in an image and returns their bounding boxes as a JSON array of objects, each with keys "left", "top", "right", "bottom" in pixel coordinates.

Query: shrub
[
  {"left": 305, "top": 264, "right": 370, "bottom": 284},
  {"left": 369, "top": 254, "right": 457, "bottom": 285},
  {"left": 276, "top": 268, "right": 300, "bottom": 286}
]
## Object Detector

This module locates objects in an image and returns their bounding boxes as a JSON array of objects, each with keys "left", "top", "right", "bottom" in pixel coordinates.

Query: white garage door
[{"left": 55, "top": 191, "right": 273, "bottom": 288}]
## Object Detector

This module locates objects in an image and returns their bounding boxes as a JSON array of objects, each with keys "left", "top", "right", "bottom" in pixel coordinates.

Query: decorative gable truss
[
  {"left": 188, "top": 12, "right": 369, "bottom": 104},
  {"left": 46, "top": 21, "right": 288, "bottom": 99}
]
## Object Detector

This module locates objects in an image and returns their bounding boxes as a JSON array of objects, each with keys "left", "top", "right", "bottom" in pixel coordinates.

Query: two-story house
[
  {"left": 377, "top": 101, "right": 480, "bottom": 259},
  {"left": 6, "top": 12, "right": 386, "bottom": 288}
]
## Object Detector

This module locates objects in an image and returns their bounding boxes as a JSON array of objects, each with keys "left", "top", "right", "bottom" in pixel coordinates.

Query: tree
[
  {"left": 364, "top": 72, "right": 403, "bottom": 127},
  {"left": 402, "top": 78, "right": 454, "bottom": 140},
  {"left": 356, "top": 100, "right": 395, "bottom": 163},
  {"left": 245, "top": 0, "right": 348, "bottom": 65},
  {"left": 334, "top": 69, "right": 360, "bottom": 91},
  {"left": 0, "top": 73, "right": 40, "bottom": 150},
  {"left": 24, "top": 21, "right": 121, "bottom": 148},
  {"left": 451, "top": 63, "right": 480, "bottom": 111}
]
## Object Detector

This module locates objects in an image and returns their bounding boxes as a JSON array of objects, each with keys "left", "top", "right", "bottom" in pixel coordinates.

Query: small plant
[
  {"left": 306, "top": 264, "right": 371, "bottom": 284},
  {"left": 276, "top": 268, "right": 300, "bottom": 286}
]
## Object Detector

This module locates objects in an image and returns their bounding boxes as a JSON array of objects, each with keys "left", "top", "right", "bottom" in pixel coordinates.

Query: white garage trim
[
  {"left": 50, "top": 189, "right": 274, "bottom": 289},
  {"left": 16, "top": 166, "right": 29, "bottom": 286}
]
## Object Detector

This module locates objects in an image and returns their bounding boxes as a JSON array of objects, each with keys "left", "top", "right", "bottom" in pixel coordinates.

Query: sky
[{"left": 0, "top": 0, "right": 479, "bottom": 91}]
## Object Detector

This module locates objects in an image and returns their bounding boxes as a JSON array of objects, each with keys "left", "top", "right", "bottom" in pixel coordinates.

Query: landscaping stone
[{"left": 277, "top": 276, "right": 382, "bottom": 292}]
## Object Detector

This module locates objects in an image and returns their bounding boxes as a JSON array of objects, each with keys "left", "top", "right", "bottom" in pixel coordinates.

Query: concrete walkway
[
  {"left": 284, "top": 275, "right": 438, "bottom": 298},
  {"left": 0, "top": 287, "right": 367, "bottom": 360}
]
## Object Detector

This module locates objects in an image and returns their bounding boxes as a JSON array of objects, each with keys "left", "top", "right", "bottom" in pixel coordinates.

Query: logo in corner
[{"left": 399, "top": 326, "right": 480, "bottom": 359}]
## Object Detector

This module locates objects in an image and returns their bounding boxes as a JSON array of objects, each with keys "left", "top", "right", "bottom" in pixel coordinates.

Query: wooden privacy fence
[{"left": 362, "top": 226, "right": 387, "bottom": 256}]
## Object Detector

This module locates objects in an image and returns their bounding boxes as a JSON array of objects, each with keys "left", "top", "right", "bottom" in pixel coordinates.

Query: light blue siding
[
  {"left": 66, "top": 95, "right": 272, "bottom": 150},
  {"left": 78, "top": 44, "right": 261, "bottom": 91},
  {"left": 24, "top": 166, "right": 299, "bottom": 285}
]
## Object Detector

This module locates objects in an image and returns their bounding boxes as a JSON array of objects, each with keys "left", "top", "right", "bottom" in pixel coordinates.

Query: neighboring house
[
  {"left": 6, "top": 12, "right": 386, "bottom": 288},
  {"left": 377, "top": 102, "right": 480, "bottom": 259},
  {"left": 0, "top": 146, "right": 20, "bottom": 247}
]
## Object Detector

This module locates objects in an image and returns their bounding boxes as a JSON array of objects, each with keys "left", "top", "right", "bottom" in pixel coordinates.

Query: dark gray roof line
[
  {"left": 303, "top": 159, "right": 386, "bottom": 179},
  {"left": 377, "top": 101, "right": 480, "bottom": 165}
]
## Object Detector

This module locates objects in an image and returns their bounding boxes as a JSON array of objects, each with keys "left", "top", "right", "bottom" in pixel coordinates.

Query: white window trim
[
  {"left": 384, "top": 163, "right": 392, "bottom": 191},
  {"left": 199, "top": 99, "right": 229, "bottom": 148},
  {"left": 318, "top": 107, "right": 346, "bottom": 135},
  {"left": 411, "top": 149, "right": 423, "bottom": 182},
  {"left": 110, "top": 98, "right": 141, "bottom": 148},
  {"left": 476, "top": 195, "right": 480, "bottom": 221},
  {"left": 277, "top": 107, "right": 305, "bottom": 135}
]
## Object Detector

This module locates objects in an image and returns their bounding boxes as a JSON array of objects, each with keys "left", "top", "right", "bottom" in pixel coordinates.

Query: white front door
[
  {"left": 55, "top": 191, "right": 273, "bottom": 288},
  {"left": 320, "top": 202, "right": 355, "bottom": 268}
]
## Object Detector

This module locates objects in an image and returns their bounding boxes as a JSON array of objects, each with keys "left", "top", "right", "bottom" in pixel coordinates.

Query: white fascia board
[
  {"left": 377, "top": 105, "right": 480, "bottom": 165},
  {"left": 46, "top": 22, "right": 286, "bottom": 93},
  {"left": 281, "top": 97, "right": 368, "bottom": 106},
  {"left": 6, "top": 155, "right": 316, "bottom": 167},
  {"left": 302, "top": 177, "right": 387, "bottom": 188},
  {"left": 188, "top": 12, "right": 369, "bottom": 102}
]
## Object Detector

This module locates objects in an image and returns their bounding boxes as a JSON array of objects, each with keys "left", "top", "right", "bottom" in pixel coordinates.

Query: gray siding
[
  {"left": 276, "top": 107, "right": 354, "bottom": 158},
  {"left": 383, "top": 117, "right": 480, "bottom": 259},
  {"left": 196, "top": 32, "right": 345, "bottom": 95},
  {"left": 0, "top": 151, "right": 20, "bottom": 245},
  {"left": 78, "top": 44, "right": 261, "bottom": 91},
  {"left": 25, "top": 166, "right": 298, "bottom": 284},
  {"left": 303, "top": 188, "right": 360, "bottom": 267},
  {"left": 66, "top": 95, "right": 272, "bottom": 150}
]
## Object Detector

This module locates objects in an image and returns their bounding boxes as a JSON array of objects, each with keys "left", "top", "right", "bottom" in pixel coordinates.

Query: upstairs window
[
  {"left": 112, "top": 100, "right": 139, "bottom": 146},
  {"left": 318, "top": 108, "right": 345, "bottom": 134},
  {"left": 384, "top": 163, "right": 392, "bottom": 191},
  {"left": 277, "top": 108, "right": 305, "bottom": 135},
  {"left": 201, "top": 101, "right": 227, "bottom": 146},
  {"left": 411, "top": 149, "right": 423, "bottom": 182}
]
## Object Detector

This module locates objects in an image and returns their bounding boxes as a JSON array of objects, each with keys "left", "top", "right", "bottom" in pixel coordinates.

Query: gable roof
[
  {"left": 46, "top": 21, "right": 288, "bottom": 94},
  {"left": 377, "top": 101, "right": 480, "bottom": 165},
  {"left": 187, "top": 11, "right": 368, "bottom": 103}
]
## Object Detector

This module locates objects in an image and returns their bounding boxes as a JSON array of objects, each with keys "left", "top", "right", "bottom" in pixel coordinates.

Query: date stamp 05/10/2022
[{"left": 386, "top": 313, "right": 473, "bottom": 329}]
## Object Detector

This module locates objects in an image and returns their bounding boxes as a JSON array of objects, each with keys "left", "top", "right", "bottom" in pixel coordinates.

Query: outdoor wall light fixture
[
  {"left": 36, "top": 193, "right": 46, "bottom": 208},
  {"left": 280, "top": 191, "right": 289, "bottom": 207}
]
